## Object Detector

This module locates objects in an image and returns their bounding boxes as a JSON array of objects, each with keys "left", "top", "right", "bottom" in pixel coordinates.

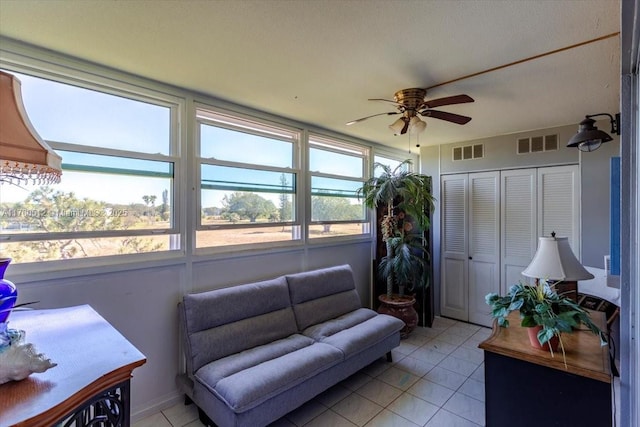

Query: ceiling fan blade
[
  {"left": 400, "top": 118, "right": 410, "bottom": 135},
  {"left": 368, "top": 98, "right": 402, "bottom": 105},
  {"left": 421, "top": 109, "right": 472, "bottom": 125},
  {"left": 424, "top": 94, "right": 474, "bottom": 109},
  {"left": 346, "top": 111, "right": 399, "bottom": 125}
]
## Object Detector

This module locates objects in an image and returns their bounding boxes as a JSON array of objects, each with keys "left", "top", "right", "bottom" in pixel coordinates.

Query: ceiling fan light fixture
[
  {"left": 347, "top": 89, "right": 473, "bottom": 133},
  {"left": 409, "top": 116, "right": 427, "bottom": 133},
  {"left": 389, "top": 117, "right": 407, "bottom": 135}
]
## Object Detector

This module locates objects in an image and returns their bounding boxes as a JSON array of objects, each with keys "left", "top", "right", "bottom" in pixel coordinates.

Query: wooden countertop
[
  {"left": 479, "top": 310, "right": 610, "bottom": 383},
  {"left": 0, "top": 305, "right": 146, "bottom": 427}
]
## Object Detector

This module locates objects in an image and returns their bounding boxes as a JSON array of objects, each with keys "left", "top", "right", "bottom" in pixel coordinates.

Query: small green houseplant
[
  {"left": 358, "top": 160, "right": 435, "bottom": 298},
  {"left": 486, "top": 280, "right": 606, "bottom": 361}
]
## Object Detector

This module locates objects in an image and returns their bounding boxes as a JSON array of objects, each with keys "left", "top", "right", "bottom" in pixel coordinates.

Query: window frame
[
  {"left": 194, "top": 105, "right": 303, "bottom": 251},
  {"left": 0, "top": 47, "right": 413, "bottom": 273},
  {"left": 0, "top": 65, "right": 183, "bottom": 257},
  {"left": 307, "top": 133, "right": 371, "bottom": 240}
]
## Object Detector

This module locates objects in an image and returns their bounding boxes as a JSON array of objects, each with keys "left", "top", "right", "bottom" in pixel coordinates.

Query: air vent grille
[
  {"left": 453, "top": 144, "right": 484, "bottom": 161},
  {"left": 531, "top": 136, "right": 544, "bottom": 152},
  {"left": 545, "top": 134, "right": 558, "bottom": 151},
  {"left": 517, "top": 134, "right": 559, "bottom": 154}
]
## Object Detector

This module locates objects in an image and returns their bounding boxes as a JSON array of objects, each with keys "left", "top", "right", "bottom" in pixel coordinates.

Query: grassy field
[{"left": 1, "top": 220, "right": 367, "bottom": 262}]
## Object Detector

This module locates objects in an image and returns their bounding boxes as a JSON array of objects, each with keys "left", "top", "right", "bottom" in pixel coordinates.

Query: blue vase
[{"left": 0, "top": 258, "right": 17, "bottom": 324}]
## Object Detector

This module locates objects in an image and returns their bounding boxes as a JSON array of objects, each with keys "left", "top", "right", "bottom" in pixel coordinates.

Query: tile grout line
[
  {"left": 395, "top": 320, "right": 488, "bottom": 425},
  {"left": 376, "top": 321, "right": 487, "bottom": 426}
]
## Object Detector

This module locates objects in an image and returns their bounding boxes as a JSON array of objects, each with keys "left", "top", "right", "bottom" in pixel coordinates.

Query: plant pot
[
  {"left": 378, "top": 294, "right": 418, "bottom": 339},
  {"left": 527, "top": 325, "right": 559, "bottom": 351}
]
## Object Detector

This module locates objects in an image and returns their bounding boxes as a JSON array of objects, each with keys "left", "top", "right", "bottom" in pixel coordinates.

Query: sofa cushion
[
  {"left": 195, "top": 334, "right": 314, "bottom": 386},
  {"left": 302, "top": 308, "right": 377, "bottom": 341},
  {"left": 204, "top": 342, "right": 343, "bottom": 413},
  {"left": 286, "top": 265, "right": 362, "bottom": 331},
  {"left": 318, "top": 314, "right": 405, "bottom": 358},
  {"left": 182, "top": 276, "right": 298, "bottom": 371}
]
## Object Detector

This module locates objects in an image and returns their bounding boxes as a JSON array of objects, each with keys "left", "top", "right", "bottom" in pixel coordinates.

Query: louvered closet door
[
  {"left": 501, "top": 169, "right": 537, "bottom": 294},
  {"left": 538, "top": 165, "right": 580, "bottom": 257},
  {"left": 468, "top": 171, "right": 500, "bottom": 327},
  {"left": 440, "top": 174, "right": 468, "bottom": 321}
]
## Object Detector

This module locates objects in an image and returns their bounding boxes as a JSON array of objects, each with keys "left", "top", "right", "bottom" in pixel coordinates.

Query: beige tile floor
[{"left": 132, "top": 317, "right": 492, "bottom": 427}]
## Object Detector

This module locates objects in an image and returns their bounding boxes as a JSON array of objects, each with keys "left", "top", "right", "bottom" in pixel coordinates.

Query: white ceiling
[{"left": 0, "top": 0, "right": 621, "bottom": 151}]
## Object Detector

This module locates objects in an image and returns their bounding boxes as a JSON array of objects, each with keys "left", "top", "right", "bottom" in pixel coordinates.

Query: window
[
  {"left": 0, "top": 71, "right": 179, "bottom": 263},
  {"left": 196, "top": 107, "right": 301, "bottom": 249},
  {"left": 373, "top": 155, "right": 410, "bottom": 176},
  {"left": 308, "top": 135, "right": 369, "bottom": 238}
]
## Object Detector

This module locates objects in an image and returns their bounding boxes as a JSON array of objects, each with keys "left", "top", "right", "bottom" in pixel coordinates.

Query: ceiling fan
[{"left": 346, "top": 88, "right": 474, "bottom": 135}]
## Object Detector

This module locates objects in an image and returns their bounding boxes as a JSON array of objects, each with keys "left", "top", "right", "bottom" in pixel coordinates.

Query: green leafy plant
[
  {"left": 486, "top": 280, "right": 606, "bottom": 361},
  {"left": 358, "top": 160, "right": 435, "bottom": 298}
]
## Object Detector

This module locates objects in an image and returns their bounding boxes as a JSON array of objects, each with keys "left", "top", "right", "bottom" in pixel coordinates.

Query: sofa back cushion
[
  {"left": 181, "top": 276, "right": 297, "bottom": 373},
  {"left": 286, "top": 264, "right": 362, "bottom": 331}
]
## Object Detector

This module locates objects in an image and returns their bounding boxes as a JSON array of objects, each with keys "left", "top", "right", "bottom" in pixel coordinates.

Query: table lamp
[{"left": 522, "top": 232, "right": 594, "bottom": 301}]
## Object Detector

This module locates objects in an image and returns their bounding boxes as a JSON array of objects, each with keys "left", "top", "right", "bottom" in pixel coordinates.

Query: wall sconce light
[{"left": 567, "top": 113, "right": 621, "bottom": 152}]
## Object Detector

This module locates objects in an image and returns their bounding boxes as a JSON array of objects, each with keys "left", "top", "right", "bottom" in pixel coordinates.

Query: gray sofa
[{"left": 177, "top": 264, "right": 404, "bottom": 427}]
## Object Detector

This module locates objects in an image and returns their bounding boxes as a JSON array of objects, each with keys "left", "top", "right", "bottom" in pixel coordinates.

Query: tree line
[{"left": 0, "top": 185, "right": 363, "bottom": 262}]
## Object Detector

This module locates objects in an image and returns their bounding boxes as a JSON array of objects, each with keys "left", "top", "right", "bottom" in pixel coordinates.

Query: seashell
[{"left": 0, "top": 328, "right": 56, "bottom": 384}]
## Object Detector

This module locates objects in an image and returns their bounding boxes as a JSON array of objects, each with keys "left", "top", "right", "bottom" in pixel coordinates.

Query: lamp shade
[
  {"left": 389, "top": 117, "right": 409, "bottom": 135},
  {"left": 522, "top": 235, "right": 594, "bottom": 281},
  {"left": 409, "top": 116, "right": 427, "bottom": 133},
  {"left": 0, "top": 71, "right": 62, "bottom": 185}
]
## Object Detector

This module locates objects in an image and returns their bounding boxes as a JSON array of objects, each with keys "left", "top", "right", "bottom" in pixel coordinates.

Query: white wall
[
  {"left": 437, "top": 125, "right": 580, "bottom": 173},
  {"left": 580, "top": 135, "right": 621, "bottom": 268}
]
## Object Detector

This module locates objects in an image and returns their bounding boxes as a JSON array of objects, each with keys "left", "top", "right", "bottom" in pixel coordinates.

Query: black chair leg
[{"left": 198, "top": 407, "right": 217, "bottom": 427}]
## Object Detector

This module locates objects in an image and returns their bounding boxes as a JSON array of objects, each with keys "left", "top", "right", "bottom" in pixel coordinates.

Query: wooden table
[
  {"left": 0, "top": 305, "right": 146, "bottom": 427},
  {"left": 479, "top": 311, "right": 612, "bottom": 427}
]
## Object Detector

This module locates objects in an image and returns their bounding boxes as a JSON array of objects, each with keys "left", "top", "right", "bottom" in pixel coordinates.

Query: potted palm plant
[
  {"left": 485, "top": 280, "right": 607, "bottom": 363},
  {"left": 358, "top": 160, "right": 435, "bottom": 336}
]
